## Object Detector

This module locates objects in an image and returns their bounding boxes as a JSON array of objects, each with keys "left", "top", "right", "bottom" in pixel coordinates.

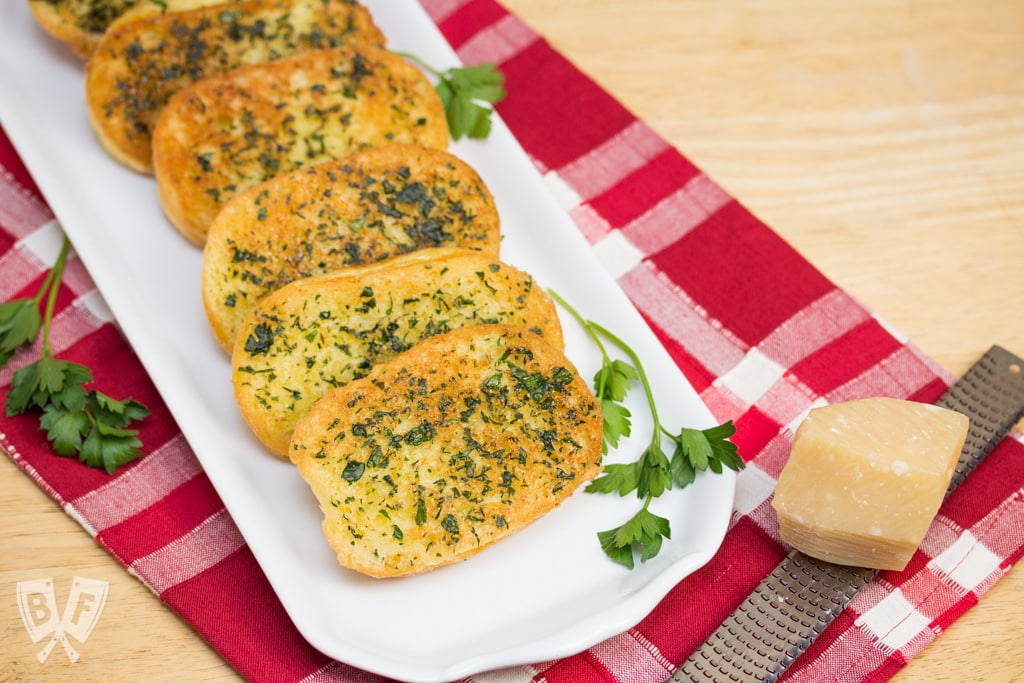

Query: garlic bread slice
[
  {"left": 289, "top": 323, "right": 603, "bottom": 578},
  {"left": 30, "top": 0, "right": 233, "bottom": 58},
  {"left": 153, "top": 44, "right": 448, "bottom": 245},
  {"left": 203, "top": 144, "right": 501, "bottom": 352},
  {"left": 106, "top": 0, "right": 237, "bottom": 31},
  {"left": 29, "top": 0, "right": 142, "bottom": 58},
  {"left": 85, "top": 0, "right": 385, "bottom": 173},
  {"left": 232, "top": 248, "right": 563, "bottom": 457}
]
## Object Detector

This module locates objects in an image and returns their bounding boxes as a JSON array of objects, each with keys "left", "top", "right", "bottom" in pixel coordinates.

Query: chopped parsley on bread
[
  {"left": 85, "top": 0, "right": 386, "bottom": 173},
  {"left": 232, "top": 248, "right": 564, "bottom": 457},
  {"left": 152, "top": 44, "right": 449, "bottom": 244},
  {"left": 289, "top": 323, "right": 603, "bottom": 578},
  {"left": 202, "top": 144, "right": 501, "bottom": 352},
  {"left": 30, "top": 0, "right": 236, "bottom": 58},
  {"left": 29, "top": 0, "right": 143, "bottom": 58}
]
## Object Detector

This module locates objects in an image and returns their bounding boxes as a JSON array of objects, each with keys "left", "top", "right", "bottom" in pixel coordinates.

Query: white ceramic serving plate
[{"left": 0, "top": 2, "right": 735, "bottom": 681}]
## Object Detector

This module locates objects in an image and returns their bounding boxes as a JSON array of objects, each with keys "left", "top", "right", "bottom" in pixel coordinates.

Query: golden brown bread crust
[
  {"left": 289, "top": 323, "right": 603, "bottom": 578},
  {"left": 152, "top": 45, "right": 448, "bottom": 245},
  {"left": 232, "top": 248, "right": 564, "bottom": 457},
  {"left": 85, "top": 0, "right": 386, "bottom": 173},
  {"left": 29, "top": 0, "right": 142, "bottom": 58},
  {"left": 202, "top": 144, "right": 502, "bottom": 352},
  {"left": 106, "top": 0, "right": 237, "bottom": 32},
  {"left": 29, "top": 0, "right": 233, "bottom": 58}
]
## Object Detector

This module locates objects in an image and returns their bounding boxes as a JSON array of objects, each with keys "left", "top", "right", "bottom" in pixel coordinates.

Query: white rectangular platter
[{"left": 0, "top": 2, "right": 736, "bottom": 681}]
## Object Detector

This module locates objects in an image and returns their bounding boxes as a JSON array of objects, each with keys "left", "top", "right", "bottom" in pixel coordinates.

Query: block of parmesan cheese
[{"left": 772, "top": 397, "right": 969, "bottom": 570}]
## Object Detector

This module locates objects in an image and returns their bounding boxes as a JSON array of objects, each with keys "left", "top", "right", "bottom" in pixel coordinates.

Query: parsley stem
[
  {"left": 32, "top": 262, "right": 58, "bottom": 308},
  {"left": 549, "top": 289, "right": 740, "bottom": 568},
  {"left": 547, "top": 289, "right": 615, "bottom": 400},
  {"left": 586, "top": 321, "right": 662, "bottom": 436},
  {"left": 548, "top": 288, "right": 662, "bottom": 451},
  {"left": 39, "top": 236, "right": 70, "bottom": 358},
  {"left": 393, "top": 51, "right": 442, "bottom": 78}
]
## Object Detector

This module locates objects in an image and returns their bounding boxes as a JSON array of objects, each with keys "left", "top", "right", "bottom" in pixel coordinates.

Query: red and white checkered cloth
[{"left": 3, "top": 1, "right": 1023, "bottom": 681}]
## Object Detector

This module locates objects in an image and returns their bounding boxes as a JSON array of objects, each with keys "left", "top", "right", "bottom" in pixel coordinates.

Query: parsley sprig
[
  {"left": 397, "top": 53, "right": 506, "bottom": 140},
  {"left": 550, "top": 290, "right": 744, "bottom": 569},
  {"left": 2, "top": 235, "right": 150, "bottom": 474}
]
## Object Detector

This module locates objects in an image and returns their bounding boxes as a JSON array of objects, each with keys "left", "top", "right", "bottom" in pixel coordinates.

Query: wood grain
[{"left": 2, "top": 1, "right": 1022, "bottom": 681}]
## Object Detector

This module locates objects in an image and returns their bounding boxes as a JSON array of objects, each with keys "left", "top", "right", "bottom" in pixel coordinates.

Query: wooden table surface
[{"left": 2, "top": 1, "right": 1022, "bottom": 681}]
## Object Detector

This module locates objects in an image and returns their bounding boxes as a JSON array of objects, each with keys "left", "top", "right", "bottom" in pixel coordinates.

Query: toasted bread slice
[
  {"left": 202, "top": 144, "right": 502, "bottom": 353},
  {"left": 232, "top": 248, "right": 563, "bottom": 457},
  {"left": 289, "top": 323, "right": 603, "bottom": 578},
  {"left": 85, "top": 0, "right": 386, "bottom": 173},
  {"left": 106, "top": 0, "right": 237, "bottom": 31},
  {"left": 153, "top": 45, "right": 448, "bottom": 245},
  {"left": 29, "top": 0, "right": 232, "bottom": 58},
  {"left": 29, "top": 0, "right": 142, "bottom": 58}
]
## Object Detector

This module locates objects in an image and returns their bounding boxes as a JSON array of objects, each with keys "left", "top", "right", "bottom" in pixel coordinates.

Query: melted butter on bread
[
  {"left": 85, "top": 0, "right": 385, "bottom": 173},
  {"left": 202, "top": 144, "right": 501, "bottom": 352},
  {"left": 152, "top": 44, "right": 448, "bottom": 244},
  {"left": 232, "top": 248, "right": 564, "bottom": 457},
  {"left": 289, "top": 324, "right": 603, "bottom": 578}
]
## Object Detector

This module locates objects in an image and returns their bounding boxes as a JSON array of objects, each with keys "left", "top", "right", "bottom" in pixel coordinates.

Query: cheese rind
[{"left": 771, "top": 397, "right": 969, "bottom": 570}]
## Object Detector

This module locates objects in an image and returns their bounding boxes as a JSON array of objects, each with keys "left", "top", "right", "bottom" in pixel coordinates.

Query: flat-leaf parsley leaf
[
  {"left": 396, "top": 53, "right": 506, "bottom": 141},
  {"left": 2, "top": 235, "right": 150, "bottom": 474},
  {"left": 549, "top": 290, "right": 743, "bottom": 569}
]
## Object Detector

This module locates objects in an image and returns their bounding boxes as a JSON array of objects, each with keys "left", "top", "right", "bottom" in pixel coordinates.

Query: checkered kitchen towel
[{"left": 3, "top": 0, "right": 1023, "bottom": 681}]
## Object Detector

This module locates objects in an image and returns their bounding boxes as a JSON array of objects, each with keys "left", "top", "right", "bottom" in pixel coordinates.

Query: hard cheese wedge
[{"left": 772, "top": 397, "right": 969, "bottom": 570}]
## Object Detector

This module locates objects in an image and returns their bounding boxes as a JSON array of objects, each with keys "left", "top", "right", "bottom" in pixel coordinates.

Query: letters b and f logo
[{"left": 17, "top": 576, "right": 109, "bottom": 663}]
